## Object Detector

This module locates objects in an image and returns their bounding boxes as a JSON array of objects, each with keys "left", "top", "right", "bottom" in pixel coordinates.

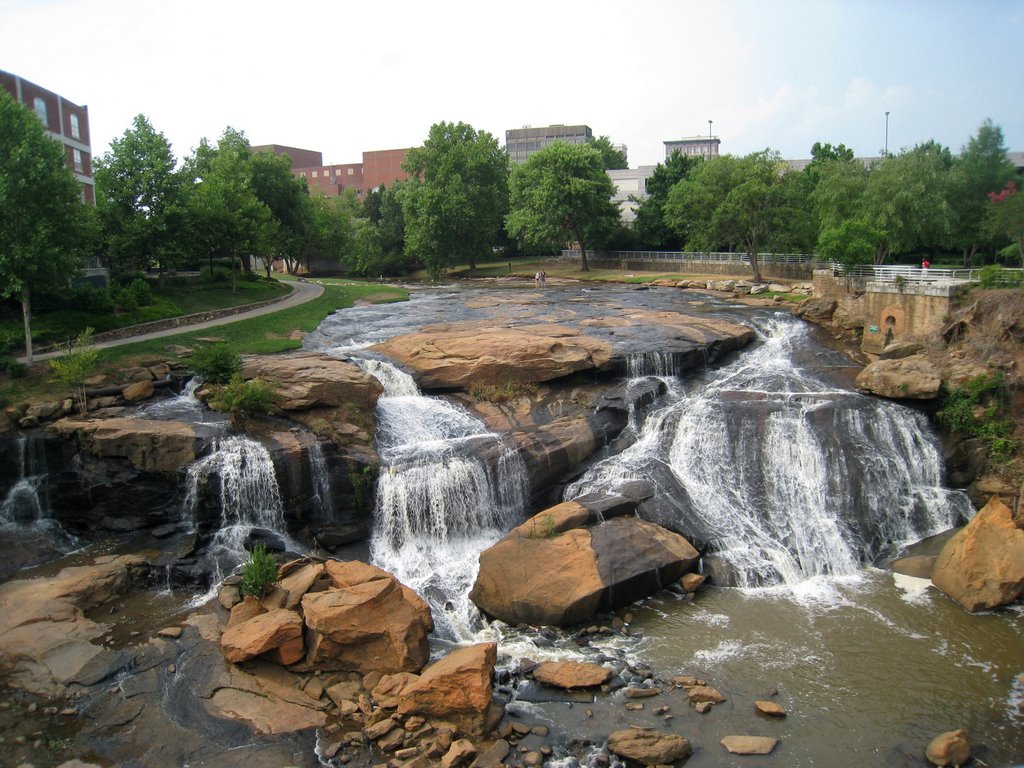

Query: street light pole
[
  {"left": 708, "top": 120, "right": 713, "bottom": 160},
  {"left": 885, "top": 111, "right": 890, "bottom": 156}
]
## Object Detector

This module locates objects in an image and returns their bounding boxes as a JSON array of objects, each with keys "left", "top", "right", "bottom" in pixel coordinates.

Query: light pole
[
  {"left": 708, "top": 120, "right": 713, "bottom": 160},
  {"left": 884, "top": 111, "right": 890, "bottom": 156}
]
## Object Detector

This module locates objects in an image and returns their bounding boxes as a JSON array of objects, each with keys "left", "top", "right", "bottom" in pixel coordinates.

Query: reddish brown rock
[
  {"left": 926, "top": 729, "right": 971, "bottom": 766},
  {"left": 532, "top": 660, "right": 611, "bottom": 689},
  {"left": 301, "top": 566, "right": 433, "bottom": 673},
  {"left": 687, "top": 685, "right": 727, "bottom": 704},
  {"left": 240, "top": 352, "right": 383, "bottom": 412},
  {"left": 470, "top": 509, "right": 699, "bottom": 627},
  {"left": 397, "top": 642, "right": 497, "bottom": 736},
  {"left": 855, "top": 355, "right": 942, "bottom": 400},
  {"left": 721, "top": 735, "right": 779, "bottom": 755},
  {"left": 220, "top": 608, "right": 304, "bottom": 664},
  {"left": 51, "top": 417, "right": 208, "bottom": 473},
  {"left": 607, "top": 728, "right": 692, "bottom": 765},
  {"left": 932, "top": 496, "right": 1024, "bottom": 611},
  {"left": 755, "top": 700, "right": 787, "bottom": 717},
  {"left": 121, "top": 379, "right": 155, "bottom": 402}
]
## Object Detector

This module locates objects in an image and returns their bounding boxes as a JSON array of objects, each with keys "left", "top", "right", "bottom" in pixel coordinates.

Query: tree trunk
[
  {"left": 231, "top": 255, "right": 238, "bottom": 293},
  {"left": 21, "top": 286, "right": 33, "bottom": 365},
  {"left": 574, "top": 229, "right": 590, "bottom": 272},
  {"left": 746, "top": 241, "right": 762, "bottom": 283}
]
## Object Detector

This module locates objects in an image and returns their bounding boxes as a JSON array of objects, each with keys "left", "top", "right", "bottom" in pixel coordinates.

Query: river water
[{"left": 308, "top": 282, "right": 1024, "bottom": 767}]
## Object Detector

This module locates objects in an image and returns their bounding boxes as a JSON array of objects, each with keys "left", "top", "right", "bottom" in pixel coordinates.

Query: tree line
[{"left": 2, "top": 85, "right": 1022, "bottom": 362}]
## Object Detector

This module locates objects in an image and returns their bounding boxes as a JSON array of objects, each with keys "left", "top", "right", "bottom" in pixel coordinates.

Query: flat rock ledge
[
  {"left": 721, "top": 735, "right": 780, "bottom": 755},
  {"left": 608, "top": 728, "right": 693, "bottom": 765},
  {"left": 470, "top": 498, "right": 700, "bottom": 627}
]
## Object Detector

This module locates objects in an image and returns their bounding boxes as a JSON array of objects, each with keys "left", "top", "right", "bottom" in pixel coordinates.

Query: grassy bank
[{"left": 1, "top": 279, "right": 408, "bottom": 408}]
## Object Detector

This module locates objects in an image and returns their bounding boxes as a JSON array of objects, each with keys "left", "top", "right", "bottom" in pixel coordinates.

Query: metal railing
[
  {"left": 839, "top": 265, "right": 980, "bottom": 284},
  {"left": 562, "top": 249, "right": 825, "bottom": 265}
]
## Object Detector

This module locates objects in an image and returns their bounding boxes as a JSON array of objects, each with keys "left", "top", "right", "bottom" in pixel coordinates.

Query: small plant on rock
[
  {"left": 208, "top": 375, "right": 280, "bottom": 419},
  {"left": 240, "top": 542, "right": 278, "bottom": 598},
  {"left": 190, "top": 344, "right": 241, "bottom": 385}
]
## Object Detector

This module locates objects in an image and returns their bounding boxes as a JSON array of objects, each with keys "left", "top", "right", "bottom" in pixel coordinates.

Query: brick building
[
  {"left": 1, "top": 70, "right": 94, "bottom": 204},
  {"left": 255, "top": 144, "right": 411, "bottom": 198}
]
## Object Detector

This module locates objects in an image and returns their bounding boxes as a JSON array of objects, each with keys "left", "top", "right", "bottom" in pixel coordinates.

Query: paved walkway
[{"left": 22, "top": 279, "right": 325, "bottom": 363}]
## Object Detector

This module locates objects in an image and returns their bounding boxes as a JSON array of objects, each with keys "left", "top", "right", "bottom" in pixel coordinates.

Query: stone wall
[{"left": 586, "top": 257, "right": 817, "bottom": 281}]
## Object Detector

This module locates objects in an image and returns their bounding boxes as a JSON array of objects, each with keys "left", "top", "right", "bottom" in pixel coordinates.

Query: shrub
[
  {"left": 189, "top": 345, "right": 241, "bottom": 384},
  {"left": 240, "top": 543, "right": 278, "bottom": 598},
  {"left": 71, "top": 284, "right": 116, "bottom": 314},
  {"left": 208, "top": 375, "right": 279, "bottom": 418},
  {"left": 201, "top": 266, "right": 231, "bottom": 284},
  {"left": 49, "top": 327, "right": 99, "bottom": 414},
  {"left": 112, "top": 285, "right": 139, "bottom": 312},
  {"left": 127, "top": 278, "right": 153, "bottom": 306},
  {"left": 938, "top": 372, "right": 1017, "bottom": 468},
  {"left": 977, "top": 264, "right": 1024, "bottom": 289}
]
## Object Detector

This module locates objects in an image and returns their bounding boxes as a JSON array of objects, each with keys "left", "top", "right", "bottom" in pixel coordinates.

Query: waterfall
[
  {"left": 0, "top": 434, "right": 51, "bottom": 525},
  {"left": 627, "top": 350, "right": 682, "bottom": 379},
  {"left": 568, "top": 315, "right": 973, "bottom": 588},
  {"left": 359, "top": 358, "right": 528, "bottom": 640},
  {"left": 183, "top": 435, "right": 290, "bottom": 559},
  {"left": 307, "top": 441, "right": 335, "bottom": 519}
]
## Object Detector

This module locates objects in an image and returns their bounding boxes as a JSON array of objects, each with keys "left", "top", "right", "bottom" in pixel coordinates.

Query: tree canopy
[
  {"left": 591, "top": 136, "right": 628, "bottom": 170},
  {"left": 631, "top": 151, "right": 701, "bottom": 249},
  {"left": 0, "top": 90, "right": 92, "bottom": 361},
  {"left": 401, "top": 121, "right": 509, "bottom": 276},
  {"left": 506, "top": 141, "right": 619, "bottom": 271}
]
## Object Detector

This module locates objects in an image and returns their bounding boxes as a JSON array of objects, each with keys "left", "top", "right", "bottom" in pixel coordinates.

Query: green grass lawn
[
  {"left": 0, "top": 276, "right": 291, "bottom": 349},
  {"left": 0, "top": 279, "right": 408, "bottom": 408}
]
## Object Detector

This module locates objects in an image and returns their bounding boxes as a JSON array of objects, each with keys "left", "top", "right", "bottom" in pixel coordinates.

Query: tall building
[
  {"left": 664, "top": 136, "right": 720, "bottom": 161},
  {"left": 0, "top": 70, "right": 94, "bottom": 204},
  {"left": 506, "top": 124, "right": 593, "bottom": 164}
]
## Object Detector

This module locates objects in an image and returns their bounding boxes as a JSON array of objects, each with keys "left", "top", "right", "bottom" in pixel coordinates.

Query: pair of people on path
[{"left": 534, "top": 271, "right": 546, "bottom": 286}]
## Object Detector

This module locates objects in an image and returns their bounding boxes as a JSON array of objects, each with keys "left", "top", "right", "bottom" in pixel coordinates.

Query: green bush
[
  {"left": 240, "top": 542, "right": 278, "bottom": 598},
  {"left": 978, "top": 264, "right": 1024, "bottom": 289},
  {"left": 71, "top": 284, "right": 116, "bottom": 314},
  {"left": 938, "top": 372, "right": 1017, "bottom": 467},
  {"left": 112, "top": 285, "right": 139, "bottom": 312},
  {"left": 127, "top": 278, "right": 153, "bottom": 306},
  {"left": 189, "top": 345, "right": 241, "bottom": 384},
  {"left": 208, "top": 375, "right": 279, "bottom": 417},
  {"left": 201, "top": 266, "right": 231, "bottom": 284},
  {"left": 242, "top": 270, "right": 260, "bottom": 282}
]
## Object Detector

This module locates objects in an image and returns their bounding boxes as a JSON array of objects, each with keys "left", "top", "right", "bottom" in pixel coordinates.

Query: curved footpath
[{"left": 22, "top": 278, "right": 325, "bottom": 363}]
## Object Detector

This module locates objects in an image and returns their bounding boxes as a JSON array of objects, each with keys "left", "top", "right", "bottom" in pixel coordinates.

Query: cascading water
[
  {"left": 359, "top": 358, "right": 528, "bottom": 640},
  {"left": 568, "top": 314, "right": 973, "bottom": 588},
  {"left": 0, "top": 433, "right": 51, "bottom": 525},
  {"left": 307, "top": 440, "right": 335, "bottom": 520},
  {"left": 183, "top": 435, "right": 291, "bottom": 564}
]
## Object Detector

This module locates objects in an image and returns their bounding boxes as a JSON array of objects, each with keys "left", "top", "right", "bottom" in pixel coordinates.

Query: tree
[
  {"left": 401, "top": 121, "right": 509, "bottom": 276},
  {"left": 184, "top": 128, "right": 274, "bottom": 290},
  {"left": 49, "top": 326, "right": 99, "bottom": 413},
  {"left": 949, "top": 119, "right": 1016, "bottom": 265},
  {"left": 859, "top": 141, "right": 954, "bottom": 263},
  {"left": 816, "top": 218, "right": 879, "bottom": 270},
  {"left": 632, "top": 151, "right": 700, "bottom": 249},
  {"left": 0, "top": 91, "right": 91, "bottom": 363},
  {"left": 93, "top": 114, "right": 182, "bottom": 279},
  {"left": 591, "top": 136, "right": 628, "bottom": 170},
  {"left": 355, "top": 183, "right": 408, "bottom": 276},
  {"left": 663, "top": 150, "right": 793, "bottom": 282},
  {"left": 250, "top": 149, "right": 310, "bottom": 277},
  {"left": 506, "top": 142, "right": 619, "bottom": 272},
  {"left": 984, "top": 182, "right": 1024, "bottom": 267},
  {"left": 810, "top": 142, "right": 855, "bottom": 163},
  {"left": 296, "top": 192, "right": 358, "bottom": 275}
]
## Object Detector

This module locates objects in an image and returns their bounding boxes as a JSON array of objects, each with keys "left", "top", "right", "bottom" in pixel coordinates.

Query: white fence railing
[
  {"left": 840, "top": 265, "right": 980, "bottom": 284},
  {"left": 563, "top": 249, "right": 825, "bottom": 265}
]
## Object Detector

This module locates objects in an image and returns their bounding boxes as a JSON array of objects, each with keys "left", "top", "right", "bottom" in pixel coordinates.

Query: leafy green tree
[
  {"left": 94, "top": 114, "right": 183, "bottom": 279},
  {"left": 664, "top": 150, "right": 793, "bottom": 282},
  {"left": 506, "top": 142, "right": 619, "bottom": 272},
  {"left": 860, "top": 141, "right": 954, "bottom": 263},
  {"left": 49, "top": 327, "right": 99, "bottom": 413},
  {"left": 297, "top": 192, "right": 358, "bottom": 275},
  {"left": 0, "top": 91, "right": 91, "bottom": 363},
  {"left": 401, "top": 121, "right": 509, "bottom": 276},
  {"left": 249, "top": 149, "right": 310, "bottom": 277},
  {"left": 816, "top": 218, "right": 879, "bottom": 270},
  {"left": 984, "top": 182, "right": 1024, "bottom": 267},
  {"left": 632, "top": 151, "right": 700, "bottom": 249},
  {"left": 591, "top": 135, "right": 628, "bottom": 170},
  {"left": 355, "top": 183, "right": 409, "bottom": 276},
  {"left": 809, "top": 154, "right": 869, "bottom": 231},
  {"left": 184, "top": 128, "right": 274, "bottom": 290},
  {"left": 949, "top": 119, "right": 1016, "bottom": 265},
  {"left": 810, "top": 142, "right": 855, "bottom": 163}
]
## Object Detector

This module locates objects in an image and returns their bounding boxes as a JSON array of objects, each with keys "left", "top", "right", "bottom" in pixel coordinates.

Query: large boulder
[
  {"left": 532, "top": 660, "right": 611, "bottom": 689},
  {"left": 372, "top": 325, "right": 614, "bottom": 389},
  {"left": 855, "top": 355, "right": 942, "bottom": 399},
  {"left": 470, "top": 502, "right": 699, "bottom": 627},
  {"left": 240, "top": 352, "right": 383, "bottom": 412},
  {"left": 931, "top": 496, "right": 1024, "bottom": 611},
  {"left": 607, "top": 728, "right": 692, "bottom": 765},
  {"left": 0, "top": 555, "right": 144, "bottom": 696},
  {"left": 220, "top": 609, "right": 304, "bottom": 665},
  {"left": 396, "top": 642, "right": 497, "bottom": 736},
  {"left": 50, "top": 417, "right": 215, "bottom": 473},
  {"left": 925, "top": 729, "right": 971, "bottom": 767},
  {"left": 301, "top": 561, "right": 433, "bottom": 673}
]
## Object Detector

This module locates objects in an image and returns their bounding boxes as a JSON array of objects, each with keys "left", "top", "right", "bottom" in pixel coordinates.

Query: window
[
  {"left": 70, "top": 113, "right": 80, "bottom": 139},
  {"left": 312, "top": 171, "right": 318, "bottom": 178},
  {"left": 33, "top": 96, "right": 48, "bottom": 124},
  {"left": 73, "top": 149, "right": 83, "bottom": 173},
  {"left": 347, "top": 168, "right": 354, "bottom": 175},
  {"left": 299, "top": 172, "right": 306, "bottom": 178}
]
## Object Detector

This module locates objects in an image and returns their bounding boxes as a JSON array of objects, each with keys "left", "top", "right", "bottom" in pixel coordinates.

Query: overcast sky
[{"left": 3, "top": 0, "right": 1022, "bottom": 169}]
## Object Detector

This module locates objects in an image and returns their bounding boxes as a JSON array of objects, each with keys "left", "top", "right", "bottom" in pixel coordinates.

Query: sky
[{"left": 3, "top": 0, "right": 1023, "bottom": 169}]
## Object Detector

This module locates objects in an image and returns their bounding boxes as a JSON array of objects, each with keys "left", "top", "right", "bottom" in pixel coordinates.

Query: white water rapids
[{"left": 566, "top": 314, "right": 973, "bottom": 588}]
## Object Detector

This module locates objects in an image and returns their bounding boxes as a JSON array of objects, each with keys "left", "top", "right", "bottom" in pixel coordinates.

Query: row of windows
[{"left": 32, "top": 96, "right": 82, "bottom": 140}]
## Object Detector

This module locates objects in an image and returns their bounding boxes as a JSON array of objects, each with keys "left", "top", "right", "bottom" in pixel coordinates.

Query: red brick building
[
  {"left": 1, "top": 70, "right": 94, "bottom": 204},
  {"left": 256, "top": 144, "right": 411, "bottom": 198}
]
